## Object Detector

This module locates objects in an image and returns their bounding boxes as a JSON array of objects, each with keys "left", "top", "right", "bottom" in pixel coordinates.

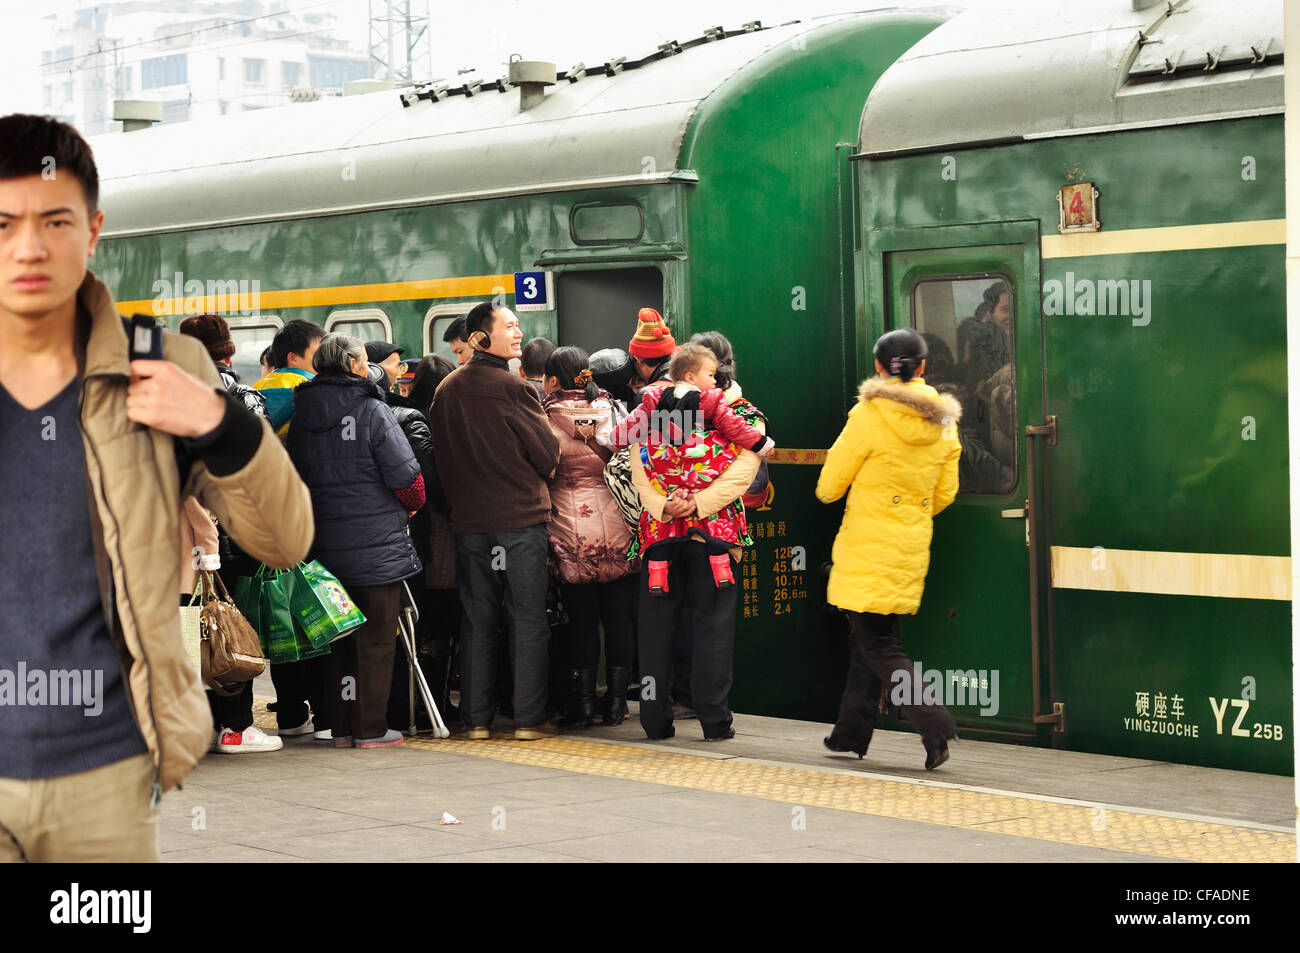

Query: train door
[
  {"left": 879, "top": 231, "right": 1055, "bottom": 742},
  {"left": 555, "top": 266, "right": 664, "bottom": 350}
]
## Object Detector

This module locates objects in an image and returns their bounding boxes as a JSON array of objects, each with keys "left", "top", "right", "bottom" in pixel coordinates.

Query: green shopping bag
[
  {"left": 231, "top": 570, "right": 264, "bottom": 636},
  {"left": 288, "top": 560, "right": 366, "bottom": 648},
  {"left": 258, "top": 569, "right": 301, "bottom": 664}
]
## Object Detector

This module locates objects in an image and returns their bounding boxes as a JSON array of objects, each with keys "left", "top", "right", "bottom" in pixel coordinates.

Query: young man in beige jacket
[{"left": 0, "top": 114, "right": 313, "bottom": 861}]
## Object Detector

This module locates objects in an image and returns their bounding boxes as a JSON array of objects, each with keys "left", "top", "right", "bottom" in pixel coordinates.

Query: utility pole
[{"left": 368, "top": 0, "right": 431, "bottom": 84}]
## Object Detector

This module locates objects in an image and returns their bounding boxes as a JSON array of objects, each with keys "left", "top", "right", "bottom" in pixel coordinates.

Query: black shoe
[
  {"left": 823, "top": 735, "right": 868, "bottom": 759},
  {"left": 704, "top": 727, "right": 735, "bottom": 742},
  {"left": 603, "top": 666, "right": 631, "bottom": 725},
  {"left": 645, "top": 725, "right": 675, "bottom": 740},
  {"left": 924, "top": 739, "right": 950, "bottom": 771}
]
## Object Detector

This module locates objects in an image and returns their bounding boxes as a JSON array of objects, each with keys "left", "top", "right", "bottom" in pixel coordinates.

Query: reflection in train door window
[{"left": 910, "top": 275, "right": 1016, "bottom": 494}]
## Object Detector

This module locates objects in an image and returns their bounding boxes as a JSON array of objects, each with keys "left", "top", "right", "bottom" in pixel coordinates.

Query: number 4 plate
[
  {"left": 514, "top": 271, "right": 554, "bottom": 312},
  {"left": 1058, "top": 183, "right": 1101, "bottom": 234}
]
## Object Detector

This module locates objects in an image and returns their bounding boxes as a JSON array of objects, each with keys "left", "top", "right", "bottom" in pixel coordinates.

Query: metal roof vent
[
  {"left": 113, "top": 99, "right": 161, "bottom": 132},
  {"left": 508, "top": 57, "right": 557, "bottom": 111}
]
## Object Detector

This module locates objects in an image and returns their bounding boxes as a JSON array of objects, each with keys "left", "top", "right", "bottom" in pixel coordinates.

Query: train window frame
[
  {"left": 908, "top": 272, "right": 1018, "bottom": 496},
  {"left": 423, "top": 303, "right": 470, "bottom": 359},
  {"left": 227, "top": 315, "right": 283, "bottom": 384},
  {"left": 569, "top": 202, "right": 645, "bottom": 247},
  {"left": 325, "top": 308, "right": 392, "bottom": 343}
]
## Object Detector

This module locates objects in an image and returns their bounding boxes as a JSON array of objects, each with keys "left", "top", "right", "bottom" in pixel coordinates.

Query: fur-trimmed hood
[{"left": 858, "top": 376, "right": 962, "bottom": 446}]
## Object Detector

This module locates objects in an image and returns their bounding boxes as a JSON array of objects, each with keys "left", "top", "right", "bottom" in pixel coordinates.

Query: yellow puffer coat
[{"left": 816, "top": 377, "right": 962, "bottom": 615}]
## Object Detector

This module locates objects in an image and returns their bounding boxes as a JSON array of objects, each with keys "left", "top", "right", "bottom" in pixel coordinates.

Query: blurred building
[{"left": 40, "top": 1, "right": 370, "bottom": 134}]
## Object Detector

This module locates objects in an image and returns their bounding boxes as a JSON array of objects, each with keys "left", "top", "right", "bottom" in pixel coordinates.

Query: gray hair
[{"left": 313, "top": 332, "right": 366, "bottom": 376}]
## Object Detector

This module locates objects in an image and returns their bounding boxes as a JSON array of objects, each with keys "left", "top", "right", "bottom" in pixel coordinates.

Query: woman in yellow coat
[{"left": 816, "top": 329, "right": 962, "bottom": 770}]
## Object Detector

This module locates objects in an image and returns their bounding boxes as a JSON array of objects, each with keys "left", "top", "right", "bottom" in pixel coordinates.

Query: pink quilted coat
[{"left": 545, "top": 391, "right": 638, "bottom": 584}]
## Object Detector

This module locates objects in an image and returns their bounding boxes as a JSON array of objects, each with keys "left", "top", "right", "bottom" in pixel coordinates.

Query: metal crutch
[{"left": 397, "top": 580, "right": 450, "bottom": 738}]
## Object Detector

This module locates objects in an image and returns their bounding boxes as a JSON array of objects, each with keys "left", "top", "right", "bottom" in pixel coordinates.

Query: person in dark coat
[
  {"left": 287, "top": 333, "right": 426, "bottom": 748},
  {"left": 428, "top": 302, "right": 561, "bottom": 740}
]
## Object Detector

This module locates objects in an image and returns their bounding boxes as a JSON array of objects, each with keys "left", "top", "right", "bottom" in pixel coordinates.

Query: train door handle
[{"left": 1001, "top": 502, "right": 1029, "bottom": 547}]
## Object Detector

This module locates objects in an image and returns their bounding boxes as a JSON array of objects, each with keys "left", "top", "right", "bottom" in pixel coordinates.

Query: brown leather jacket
[{"left": 75, "top": 272, "right": 313, "bottom": 794}]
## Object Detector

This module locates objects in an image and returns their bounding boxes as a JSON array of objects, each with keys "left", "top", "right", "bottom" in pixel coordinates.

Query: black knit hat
[{"left": 365, "top": 341, "right": 405, "bottom": 364}]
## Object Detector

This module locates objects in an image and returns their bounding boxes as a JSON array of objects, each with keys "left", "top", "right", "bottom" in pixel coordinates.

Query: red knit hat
[{"left": 628, "top": 307, "right": 675, "bottom": 359}]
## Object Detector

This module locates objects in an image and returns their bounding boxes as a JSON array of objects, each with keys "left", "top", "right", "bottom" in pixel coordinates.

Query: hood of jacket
[
  {"left": 859, "top": 377, "right": 962, "bottom": 446},
  {"left": 292, "top": 373, "right": 388, "bottom": 432},
  {"left": 547, "top": 393, "right": 613, "bottom": 442}
]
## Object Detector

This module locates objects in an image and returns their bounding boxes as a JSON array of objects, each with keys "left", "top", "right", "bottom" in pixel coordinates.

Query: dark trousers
[
  {"left": 671, "top": 601, "right": 693, "bottom": 707},
  {"left": 638, "top": 543, "right": 736, "bottom": 739},
  {"left": 330, "top": 583, "right": 402, "bottom": 740},
  {"left": 455, "top": 524, "right": 550, "bottom": 728},
  {"left": 269, "top": 655, "right": 332, "bottom": 733},
  {"left": 832, "top": 610, "right": 957, "bottom": 748},
  {"left": 560, "top": 575, "right": 638, "bottom": 671},
  {"left": 208, "top": 680, "right": 254, "bottom": 733}
]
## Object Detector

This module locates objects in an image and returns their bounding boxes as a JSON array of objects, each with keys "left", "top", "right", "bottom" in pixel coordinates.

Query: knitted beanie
[
  {"left": 628, "top": 307, "right": 675, "bottom": 359},
  {"left": 178, "top": 313, "right": 235, "bottom": 363}
]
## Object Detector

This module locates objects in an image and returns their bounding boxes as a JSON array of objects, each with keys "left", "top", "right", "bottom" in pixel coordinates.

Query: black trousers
[
  {"left": 269, "top": 655, "right": 332, "bottom": 733},
  {"left": 638, "top": 542, "right": 736, "bottom": 739},
  {"left": 559, "top": 575, "right": 638, "bottom": 671},
  {"left": 208, "top": 681, "right": 254, "bottom": 733},
  {"left": 330, "top": 583, "right": 402, "bottom": 740},
  {"left": 831, "top": 610, "right": 957, "bottom": 748},
  {"left": 455, "top": 524, "right": 550, "bottom": 728},
  {"left": 388, "top": 586, "right": 460, "bottom": 729}
]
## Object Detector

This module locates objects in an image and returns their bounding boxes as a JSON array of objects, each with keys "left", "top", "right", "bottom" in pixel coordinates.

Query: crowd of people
[
  {"left": 2, "top": 113, "right": 963, "bottom": 860},
  {"left": 181, "top": 300, "right": 773, "bottom": 749}
]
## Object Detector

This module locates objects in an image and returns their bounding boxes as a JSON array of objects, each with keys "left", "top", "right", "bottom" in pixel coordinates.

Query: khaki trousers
[{"left": 0, "top": 754, "right": 159, "bottom": 862}]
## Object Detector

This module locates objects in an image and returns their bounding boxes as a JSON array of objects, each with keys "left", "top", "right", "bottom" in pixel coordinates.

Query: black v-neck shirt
[{"left": 0, "top": 377, "right": 146, "bottom": 778}]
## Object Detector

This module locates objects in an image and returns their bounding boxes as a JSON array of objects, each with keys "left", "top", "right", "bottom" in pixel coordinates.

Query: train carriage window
[
  {"left": 424, "top": 304, "right": 470, "bottom": 362},
  {"left": 228, "top": 316, "right": 283, "bottom": 385},
  {"left": 326, "top": 309, "right": 391, "bottom": 345},
  {"left": 910, "top": 275, "right": 1017, "bottom": 494}
]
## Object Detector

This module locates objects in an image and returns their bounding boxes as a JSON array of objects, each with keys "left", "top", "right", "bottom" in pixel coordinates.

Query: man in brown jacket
[
  {"left": 0, "top": 114, "right": 313, "bottom": 861},
  {"left": 429, "top": 302, "right": 559, "bottom": 739}
]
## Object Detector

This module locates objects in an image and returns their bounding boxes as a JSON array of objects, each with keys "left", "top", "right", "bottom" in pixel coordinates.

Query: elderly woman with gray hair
[{"left": 286, "top": 333, "right": 426, "bottom": 748}]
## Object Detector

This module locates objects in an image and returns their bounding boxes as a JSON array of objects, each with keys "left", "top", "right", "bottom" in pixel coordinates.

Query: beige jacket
[
  {"left": 630, "top": 382, "right": 763, "bottom": 559},
  {"left": 77, "top": 272, "right": 313, "bottom": 793}
]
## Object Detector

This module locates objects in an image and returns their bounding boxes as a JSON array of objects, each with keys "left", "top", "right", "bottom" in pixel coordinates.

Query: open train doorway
[{"left": 556, "top": 267, "right": 664, "bottom": 352}]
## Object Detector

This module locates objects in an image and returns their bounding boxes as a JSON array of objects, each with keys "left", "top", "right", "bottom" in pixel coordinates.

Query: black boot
[
  {"left": 557, "top": 670, "right": 583, "bottom": 728},
  {"left": 603, "top": 666, "right": 631, "bottom": 725},
  {"left": 576, "top": 668, "right": 597, "bottom": 728}
]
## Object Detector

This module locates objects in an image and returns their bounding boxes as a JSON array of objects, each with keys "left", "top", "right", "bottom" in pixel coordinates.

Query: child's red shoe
[
  {"left": 708, "top": 553, "right": 735, "bottom": 589},
  {"left": 648, "top": 560, "right": 670, "bottom": 597}
]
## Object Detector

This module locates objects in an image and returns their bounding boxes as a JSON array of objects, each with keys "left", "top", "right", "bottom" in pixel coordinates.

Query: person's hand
[
  {"left": 662, "top": 492, "right": 697, "bottom": 519},
  {"left": 126, "top": 360, "right": 226, "bottom": 438}
]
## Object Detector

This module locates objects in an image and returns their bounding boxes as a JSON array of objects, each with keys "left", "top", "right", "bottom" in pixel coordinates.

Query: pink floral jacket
[{"left": 545, "top": 391, "right": 638, "bottom": 584}]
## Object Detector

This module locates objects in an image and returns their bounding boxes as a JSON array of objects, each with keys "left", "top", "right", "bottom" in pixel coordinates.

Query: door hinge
[
  {"left": 1034, "top": 701, "right": 1065, "bottom": 732},
  {"left": 1025, "top": 415, "right": 1058, "bottom": 445}
]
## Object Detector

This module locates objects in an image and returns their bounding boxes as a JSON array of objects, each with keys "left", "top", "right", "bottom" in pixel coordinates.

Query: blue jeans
[{"left": 455, "top": 524, "right": 550, "bottom": 728}]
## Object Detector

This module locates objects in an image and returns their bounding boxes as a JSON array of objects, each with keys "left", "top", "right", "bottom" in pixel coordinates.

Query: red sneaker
[
  {"left": 708, "top": 554, "right": 735, "bottom": 589},
  {"left": 648, "top": 560, "right": 670, "bottom": 597}
]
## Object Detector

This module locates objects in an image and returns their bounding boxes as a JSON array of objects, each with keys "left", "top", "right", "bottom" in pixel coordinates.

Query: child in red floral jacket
[{"left": 605, "top": 344, "right": 774, "bottom": 593}]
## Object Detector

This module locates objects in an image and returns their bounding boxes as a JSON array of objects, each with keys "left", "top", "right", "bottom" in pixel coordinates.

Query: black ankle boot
[
  {"left": 576, "top": 668, "right": 597, "bottom": 728},
  {"left": 557, "top": 670, "right": 583, "bottom": 728},
  {"left": 604, "top": 666, "right": 631, "bottom": 725}
]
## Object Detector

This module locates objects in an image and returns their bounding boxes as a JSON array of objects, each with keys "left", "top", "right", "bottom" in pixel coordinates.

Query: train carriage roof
[
  {"left": 857, "top": 0, "right": 1283, "bottom": 157},
  {"left": 90, "top": 11, "right": 919, "bottom": 237}
]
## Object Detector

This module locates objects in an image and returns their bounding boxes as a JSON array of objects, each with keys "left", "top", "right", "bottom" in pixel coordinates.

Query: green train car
[
  {"left": 856, "top": 0, "right": 1289, "bottom": 774},
  {"left": 87, "top": 0, "right": 1290, "bottom": 774}
]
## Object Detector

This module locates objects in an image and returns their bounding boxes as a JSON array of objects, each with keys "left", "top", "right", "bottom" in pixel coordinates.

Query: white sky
[{"left": 0, "top": 0, "right": 1028, "bottom": 116}]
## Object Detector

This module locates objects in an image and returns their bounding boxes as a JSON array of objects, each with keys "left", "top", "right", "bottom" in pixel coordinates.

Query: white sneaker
[
  {"left": 279, "top": 717, "right": 314, "bottom": 737},
  {"left": 216, "top": 725, "right": 284, "bottom": 753},
  {"left": 313, "top": 729, "right": 334, "bottom": 742}
]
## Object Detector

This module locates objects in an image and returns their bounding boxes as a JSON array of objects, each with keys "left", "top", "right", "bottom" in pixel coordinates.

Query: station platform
[{"left": 156, "top": 692, "right": 1296, "bottom": 863}]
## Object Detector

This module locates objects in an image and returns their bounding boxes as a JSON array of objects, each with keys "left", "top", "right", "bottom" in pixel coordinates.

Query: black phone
[{"left": 126, "top": 313, "right": 164, "bottom": 361}]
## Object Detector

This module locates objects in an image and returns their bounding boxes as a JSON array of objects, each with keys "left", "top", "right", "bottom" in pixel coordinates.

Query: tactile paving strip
[{"left": 252, "top": 705, "right": 1294, "bottom": 862}]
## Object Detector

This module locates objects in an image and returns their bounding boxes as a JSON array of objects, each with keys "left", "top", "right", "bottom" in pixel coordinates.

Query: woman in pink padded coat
[{"left": 543, "top": 346, "right": 640, "bottom": 727}]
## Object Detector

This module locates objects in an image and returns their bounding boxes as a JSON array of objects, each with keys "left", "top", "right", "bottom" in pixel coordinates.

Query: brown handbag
[{"left": 198, "top": 571, "right": 267, "bottom": 696}]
